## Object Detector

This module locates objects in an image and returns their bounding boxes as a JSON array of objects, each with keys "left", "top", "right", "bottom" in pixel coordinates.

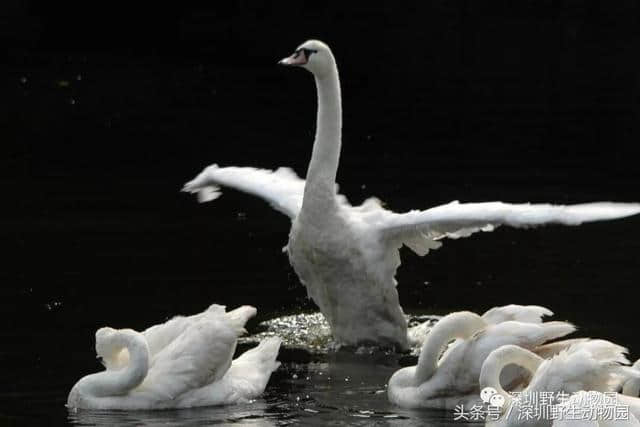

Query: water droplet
[
  {"left": 292, "top": 373, "right": 298, "bottom": 379},
  {"left": 20, "top": 77, "right": 27, "bottom": 84},
  {"left": 70, "top": 99, "right": 76, "bottom": 105},
  {"left": 76, "top": 75, "right": 82, "bottom": 81},
  {"left": 45, "top": 301, "right": 63, "bottom": 311}
]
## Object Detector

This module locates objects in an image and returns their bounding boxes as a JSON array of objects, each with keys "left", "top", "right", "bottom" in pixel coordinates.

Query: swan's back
[
  {"left": 529, "top": 340, "right": 630, "bottom": 395},
  {"left": 141, "top": 315, "right": 241, "bottom": 400},
  {"left": 142, "top": 304, "right": 226, "bottom": 357},
  {"left": 225, "top": 337, "right": 282, "bottom": 399}
]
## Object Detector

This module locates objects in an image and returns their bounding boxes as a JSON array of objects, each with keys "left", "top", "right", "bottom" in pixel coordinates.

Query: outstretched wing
[
  {"left": 140, "top": 316, "right": 240, "bottom": 400},
  {"left": 379, "top": 201, "right": 640, "bottom": 254},
  {"left": 183, "top": 164, "right": 306, "bottom": 219}
]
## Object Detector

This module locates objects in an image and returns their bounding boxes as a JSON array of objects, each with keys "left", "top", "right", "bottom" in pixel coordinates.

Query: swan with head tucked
[
  {"left": 387, "top": 305, "right": 575, "bottom": 409},
  {"left": 101, "top": 304, "right": 256, "bottom": 370},
  {"left": 480, "top": 341, "right": 640, "bottom": 426},
  {"left": 67, "top": 305, "right": 281, "bottom": 410},
  {"left": 183, "top": 39, "right": 640, "bottom": 350}
]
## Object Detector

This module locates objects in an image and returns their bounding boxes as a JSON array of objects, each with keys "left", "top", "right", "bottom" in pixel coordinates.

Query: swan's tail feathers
[
  {"left": 227, "top": 337, "right": 282, "bottom": 398},
  {"left": 567, "top": 339, "right": 630, "bottom": 365},
  {"left": 225, "top": 306, "right": 257, "bottom": 336},
  {"left": 182, "top": 165, "right": 223, "bottom": 203},
  {"left": 540, "top": 321, "right": 577, "bottom": 342},
  {"left": 237, "top": 337, "right": 282, "bottom": 371}
]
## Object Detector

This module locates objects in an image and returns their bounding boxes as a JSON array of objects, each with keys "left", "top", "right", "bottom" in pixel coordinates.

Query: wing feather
[
  {"left": 379, "top": 200, "right": 640, "bottom": 253},
  {"left": 139, "top": 316, "right": 240, "bottom": 400},
  {"left": 183, "top": 165, "right": 306, "bottom": 219}
]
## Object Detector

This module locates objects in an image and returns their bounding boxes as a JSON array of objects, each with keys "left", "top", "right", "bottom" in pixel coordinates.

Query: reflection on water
[{"left": 68, "top": 400, "right": 284, "bottom": 426}]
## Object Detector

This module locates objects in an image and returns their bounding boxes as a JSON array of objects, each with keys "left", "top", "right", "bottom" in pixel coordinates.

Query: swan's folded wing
[
  {"left": 140, "top": 316, "right": 239, "bottom": 400},
  {"left": 183, "top": 164, "right": 306, "bottom": 219},
  {"left": 142, "top": 304, "right": 226, "bottom": 357},
  {"left": 530, "top": 340, "right": 631, "bottom": 394},
  {"left": 379, "top": 201, "right": 640, "bottom": 253},
  {"left": 464, "top": 320, "right": 576, "bottom": 388},
  {"left": 481, "top": 305, "right": 553, "bottom": 325}
]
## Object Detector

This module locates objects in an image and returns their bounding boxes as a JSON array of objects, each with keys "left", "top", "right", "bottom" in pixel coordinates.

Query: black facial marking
[
  {"left": 302, "top": 48, "right": 317, "bottom": 59},
  {"left": 294, "top": 48, "right": 318, "bottom": 62}
]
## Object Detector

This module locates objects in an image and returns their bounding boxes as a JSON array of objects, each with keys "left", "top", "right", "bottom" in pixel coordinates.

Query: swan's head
[
  {"left": 279, "top": 40, "right": 335, "bottom": 78},
  {"left": 95, "top": 327, "right": 129, "bottom": 370}
]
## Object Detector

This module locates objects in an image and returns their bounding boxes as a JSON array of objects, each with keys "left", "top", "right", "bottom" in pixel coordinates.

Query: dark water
[{"left": 4, "top": 2, "right": 640, "bottom": 425}]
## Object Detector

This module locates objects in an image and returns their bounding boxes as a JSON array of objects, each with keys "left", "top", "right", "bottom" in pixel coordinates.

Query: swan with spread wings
[{"left": 184, "top": 40, "right": 640, "bottom": 350}]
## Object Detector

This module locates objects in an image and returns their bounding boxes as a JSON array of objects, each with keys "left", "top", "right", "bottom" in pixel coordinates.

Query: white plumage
[
  {"left": 480, "top": 340, "right": 640, "bottom": 426},
  {"left": 67, "top": 305, "right": 281, "bottom": 410},
  {"left": 623, "top": 359, "right": 640, "bottom": 397},
  {"left": 387, "top": 305, "right": 575, "bottom": 409},
  {"left": 184, "top": 39, "right": 640, "bottom": 349},
  {"left": 553, "top": 391, "right": 640, "bottom": 427}
]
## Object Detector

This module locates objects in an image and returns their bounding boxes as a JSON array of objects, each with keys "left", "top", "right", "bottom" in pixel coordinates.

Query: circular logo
[
  {"left": 490, "top": 394, "right": 506, "bottom": 408},
  {"left": 481, "top": 387, "right": 498, "bottom": 403}
]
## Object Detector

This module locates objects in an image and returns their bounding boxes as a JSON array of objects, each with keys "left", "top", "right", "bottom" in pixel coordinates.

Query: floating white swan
[
  {"left": 480, "top": 341, "right": 640, "bottom": 426},
  {"left": 387, "top": 305, "right": 575, "bottom": 409},
  {"left": 183, "top": 39, "right": 640, "bottom": 350},
  {"left": 67, "top": 305, "right": 281, "bottom": 410}
]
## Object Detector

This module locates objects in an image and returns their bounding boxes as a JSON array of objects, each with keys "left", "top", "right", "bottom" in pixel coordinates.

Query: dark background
[{"left": 2, "top": 0, "right": 640, "bottom": 422}]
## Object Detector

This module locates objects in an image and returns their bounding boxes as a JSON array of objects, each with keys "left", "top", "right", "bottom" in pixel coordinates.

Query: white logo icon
[
  {"left": 481, "top": 387, "right": 498, "bottom": 403},
  {"left": 490, "top": 394, "right": 506, "bottom": 407}
]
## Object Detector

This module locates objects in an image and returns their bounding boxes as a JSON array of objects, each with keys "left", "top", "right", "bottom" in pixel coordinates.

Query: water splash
[{"left": 241, "top": 311, "right": 440, "bottom": 355}]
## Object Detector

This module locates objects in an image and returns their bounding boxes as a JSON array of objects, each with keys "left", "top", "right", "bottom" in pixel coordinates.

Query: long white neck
[
  {"left": 303, "top": 59, "right": 342, "bottom": 202},
  {"left": 624, "top": 379, "right": 640, "bottom": 397},
  {"left": 78, "top": 330, "right": 149, "bottom": 397},
  {"left": 479, "top": 345, "right": 543, "bottom": 409},
  {"left": 415, "top": 312, "right": 486, "bottom": 384}
]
